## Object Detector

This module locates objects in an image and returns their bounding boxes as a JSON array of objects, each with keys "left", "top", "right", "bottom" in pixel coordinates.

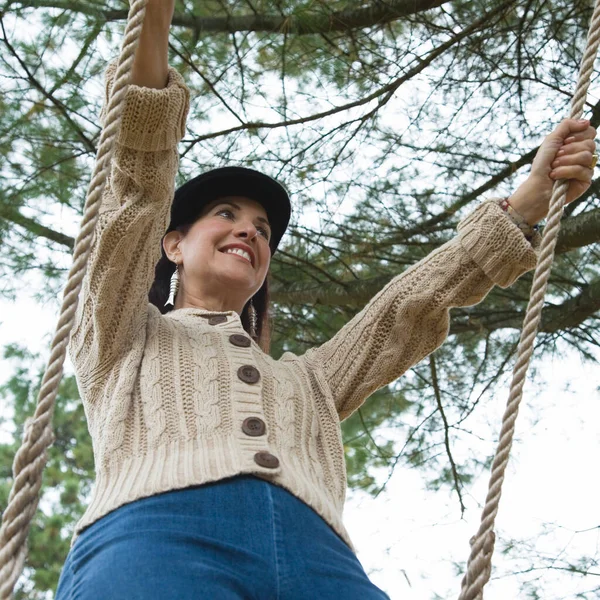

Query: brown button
[
  {"left": 208, "top": 315, "right": 228, "bottom": 325},
  {"left": 229, "top": 334, "right": 251, "bottom": 348},
  {"left": 242, "top": 417, "right": 266, "bottom": 437},
  {"left": 238, "top": 365, "right": 260, "bottom": 384},
  {"left": 254, "top": 452, "right": 279, "bottom": 469}
]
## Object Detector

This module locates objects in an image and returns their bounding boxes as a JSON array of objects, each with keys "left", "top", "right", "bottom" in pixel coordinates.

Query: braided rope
[
  {"left": 458, "top": 2, "right": 600, "bottom": 599},
  {"left": 0, "top": 1, "right": 147, "bottom": 597}
]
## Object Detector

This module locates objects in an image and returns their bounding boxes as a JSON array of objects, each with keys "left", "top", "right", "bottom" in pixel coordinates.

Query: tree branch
[
  {"left": 0, "top": 17, "right": 97, "bottom": 154},
  {"left": 556, "top": 207, "right": 600, "bottom": 254},
  {"left": 429, "top": 353, "right": 466, "bottom": 515},
  {"left": 270, "top": 202, "right": 600, "bottom": 309},
  {"left": 450, "top": 277, "right": 600, "bottom": 335},
  {"left": 0, "top": 203, "right": 75, "bottom": 249},
  {"left": 182, "top": 0, "right": 515, "bottom": 155},
  {"left": 357, "top": 408, "right": 393, "bottom": 460},
  {"left": 12, "top": 0, "right": 452, "bottom": 36}
]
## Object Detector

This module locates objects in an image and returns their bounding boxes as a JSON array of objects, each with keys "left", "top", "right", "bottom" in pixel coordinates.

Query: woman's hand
[
  {"left": 508, "top": 118, "right": 596, "bottom": 225},
  {"left": 130, "top": 0, "right": 176, "bottom": 89}
]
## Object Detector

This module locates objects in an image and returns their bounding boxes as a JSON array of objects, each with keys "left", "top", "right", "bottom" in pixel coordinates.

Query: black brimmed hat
[{"left": 164, "top": 166, "right": 291, "bottom": 255}]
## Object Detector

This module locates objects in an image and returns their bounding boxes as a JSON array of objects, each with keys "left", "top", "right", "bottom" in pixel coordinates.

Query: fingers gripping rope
[
  {"left": 0, "top": 1, "right": 148, "bottom": 598},
  {"left": 458, "top": 2, "right": 600, "bottom": 599}
]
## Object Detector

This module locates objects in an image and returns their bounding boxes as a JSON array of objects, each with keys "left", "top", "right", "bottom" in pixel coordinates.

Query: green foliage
[{"left": 0, "top": 345, "right": 94, "bottom": 599}]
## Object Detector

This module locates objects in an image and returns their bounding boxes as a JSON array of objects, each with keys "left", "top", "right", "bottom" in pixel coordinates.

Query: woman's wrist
[
  {"left": 495, "top": 196, "right": 540, "bottom": 242},
  {"left": 507, "top": 178, "right": 549, "bottom": 226},
  {"left": 130, "top": 2, "right": 175, "bottom": 89},
  {"left": 498, "top": 198, "right": 538, "bottom": 237}
]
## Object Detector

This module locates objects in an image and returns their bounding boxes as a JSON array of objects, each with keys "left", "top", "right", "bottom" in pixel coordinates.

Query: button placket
[{"left": 228, "top": 334, "right": 280, "bottom": 471}]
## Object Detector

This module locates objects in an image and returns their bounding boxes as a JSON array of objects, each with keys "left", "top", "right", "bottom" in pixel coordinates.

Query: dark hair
[{"left": 148, "top": 222, "right": 272, "bottom": 354}]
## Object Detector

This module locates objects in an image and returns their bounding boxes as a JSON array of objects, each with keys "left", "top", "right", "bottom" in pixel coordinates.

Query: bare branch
[
  {"left": 556, "top": 207, "right": 600, "bottom": 254},
  {"left": 429, "top": 353, "right": 466, "bottom": 515}
]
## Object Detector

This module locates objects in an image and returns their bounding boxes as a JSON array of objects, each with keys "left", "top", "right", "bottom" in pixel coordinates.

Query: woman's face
[{"left": 163, "top": 196, "right": 272, "bottom": 312}]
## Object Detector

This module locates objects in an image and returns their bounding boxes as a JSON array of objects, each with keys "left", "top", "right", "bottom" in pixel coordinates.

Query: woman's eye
[{"left": 217, "top": 208, "right": 269, "bottom": 239}]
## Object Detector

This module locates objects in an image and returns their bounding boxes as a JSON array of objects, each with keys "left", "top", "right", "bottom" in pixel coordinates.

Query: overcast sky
[{"left": 346, "top": 346, "right": 599, "bottom": 599}]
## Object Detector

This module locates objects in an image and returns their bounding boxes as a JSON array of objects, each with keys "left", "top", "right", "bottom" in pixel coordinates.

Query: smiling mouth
[
  {"left": 221, "top": 250, "right": 253, "bottom": 266},
  {"left": 228, "top": 253, "right": 251, "bottom": 265}
]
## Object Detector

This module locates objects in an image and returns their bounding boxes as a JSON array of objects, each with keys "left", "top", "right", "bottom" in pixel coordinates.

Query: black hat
[{"left": 164, "top": 166, "right": 291, "bottom": 255}]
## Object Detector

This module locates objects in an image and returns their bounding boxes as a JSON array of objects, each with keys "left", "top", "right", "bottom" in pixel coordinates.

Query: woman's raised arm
[
  {"left": 130, "top": 0, "right": 175, "bottom": 89},
  {"left": 68, "top": 2, "right": 189, "bottom": 392},
  {"left": 301, "top": 119, "right": 596, "bottom": 421}
]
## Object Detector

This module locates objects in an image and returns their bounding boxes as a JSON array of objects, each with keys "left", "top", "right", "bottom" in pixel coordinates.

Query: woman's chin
[{"left": 216, "top": 269, "right": 259, "bottom": 291}]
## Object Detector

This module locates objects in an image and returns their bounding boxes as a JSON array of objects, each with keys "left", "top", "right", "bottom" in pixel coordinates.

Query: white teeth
[{"left": 224, "top": 248, "right": 252, "bottom": 264}]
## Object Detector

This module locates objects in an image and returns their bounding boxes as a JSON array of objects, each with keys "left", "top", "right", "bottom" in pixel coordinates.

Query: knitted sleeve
[
  {"left": 303, "top": 199, "right": 541, "bottom": 421},
  {"left": 68, "top": 63, "right": 189, "bottom": 388}
]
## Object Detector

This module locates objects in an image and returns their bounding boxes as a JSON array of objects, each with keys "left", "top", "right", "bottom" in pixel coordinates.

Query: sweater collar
[{"left": 164, "top": 308, "right": 240, "bottom": 322}]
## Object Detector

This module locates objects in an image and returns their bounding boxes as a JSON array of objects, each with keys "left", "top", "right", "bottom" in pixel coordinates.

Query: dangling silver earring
[
  {"left": 249, "top": 298, "right": 258, "bottom": 339},
  {"left": 165, "top": 263, "right": 180, "bottom": 307}
]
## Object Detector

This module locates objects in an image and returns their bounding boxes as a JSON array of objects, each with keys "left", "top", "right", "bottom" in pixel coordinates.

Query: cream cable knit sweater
[{"left": 68, "top": 63, "right": 540, "bottom": 552}]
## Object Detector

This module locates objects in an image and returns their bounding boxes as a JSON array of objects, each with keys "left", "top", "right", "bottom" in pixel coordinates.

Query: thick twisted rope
[
  {"left": 0, "top": 1, "right": 147, "bottom": 597},
  {"left": 458, "top": 2, "right": 600, "bottom": 599}
]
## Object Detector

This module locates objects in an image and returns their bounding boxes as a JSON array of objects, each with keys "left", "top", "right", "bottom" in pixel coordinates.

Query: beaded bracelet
[{"left": 498, "top": 198, "right": 539, "bottom": 240}]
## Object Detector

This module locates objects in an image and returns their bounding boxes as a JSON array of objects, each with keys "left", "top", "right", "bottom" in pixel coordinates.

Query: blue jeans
[{"left": 56, "top": 475, "right": 390, "bottom": 599}]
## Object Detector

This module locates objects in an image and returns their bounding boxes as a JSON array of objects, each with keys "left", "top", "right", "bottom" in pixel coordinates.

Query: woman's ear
[{"left": 162, "top": 230, "right": 184, "bottom": 263}]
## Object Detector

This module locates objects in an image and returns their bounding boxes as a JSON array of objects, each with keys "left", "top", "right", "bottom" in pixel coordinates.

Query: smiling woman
[
  {"left": 147, "top": 165, "right": 291, "bottom": 353},
  {"left": 161, "top": 196, "right": 272, "bottom": 309}
]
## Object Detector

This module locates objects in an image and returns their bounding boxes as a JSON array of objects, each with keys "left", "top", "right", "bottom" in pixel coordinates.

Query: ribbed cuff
[
  {"left": 457, "top": 199, "right": 540, "bottom": 288},
  {"left": 102, "top": 61, "right": 190, "bottom": 152}
]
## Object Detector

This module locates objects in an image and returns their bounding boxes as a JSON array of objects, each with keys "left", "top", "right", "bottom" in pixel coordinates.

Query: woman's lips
[{"left": 222, "top": 251, "right": 252, "bottom": 266}]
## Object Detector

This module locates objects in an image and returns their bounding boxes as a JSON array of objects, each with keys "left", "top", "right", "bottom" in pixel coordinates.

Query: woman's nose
[{"left": 235, "top": 220, "right": 258, "bottom": 240}]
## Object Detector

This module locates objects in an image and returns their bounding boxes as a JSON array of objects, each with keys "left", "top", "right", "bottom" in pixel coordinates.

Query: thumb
[{"left": 547, "top": 118, "right": 590, "bottom": 144}]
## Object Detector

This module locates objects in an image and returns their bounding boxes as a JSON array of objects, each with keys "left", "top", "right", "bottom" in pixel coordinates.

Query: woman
[{"left": 56, "top": 1, "right": 596, "bottom": 598}]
